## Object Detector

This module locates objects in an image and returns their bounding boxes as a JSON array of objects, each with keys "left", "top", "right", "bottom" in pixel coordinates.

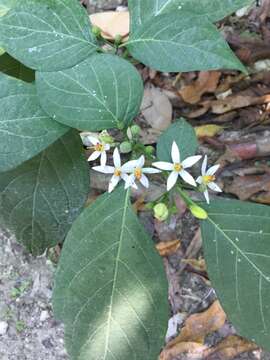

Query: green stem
[{"left": 176, "top": 186, "right": 195, "bottom": 207}]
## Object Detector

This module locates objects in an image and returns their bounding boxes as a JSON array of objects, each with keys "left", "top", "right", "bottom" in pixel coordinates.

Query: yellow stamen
[
  {"left": 134, "top": 167, "right": 142, "bottom": 180},
  {"left": 114, "top": 168, "right": 121, "bottom": 177},
  {"left": 174, "top": 163, "right": 182, "bottom": 172},
  {"left": 94, "top": 143, "right": 104, "bottom": 152},
  {"left": 202, "top": 175, "right": 215, "bottom": 184}
]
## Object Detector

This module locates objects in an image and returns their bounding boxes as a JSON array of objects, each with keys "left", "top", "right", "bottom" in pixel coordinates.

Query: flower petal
[
  {"left": 179, "top": 169, "right": 197, "bottom": 187},
  {"left": 125, "top": 174, "right": 137, "bottom": 189},
  {"left": 196, "top": 176, "right": 203, "bottom": 184},
  {"left": 87, "top": 136, "right": 99, "bottom": 145},
  {"left": 140, "top": 174, "right": 149, "bottom": 188},
  {"left": 104, "top": 143, "right": 111, "bottom": 151},
  {"left": 137, "top": 155, "right": 145, "bottom": 168},
  {"left": 88, "top": 151, "right": 100, "bottom": 162},
  {"left": 152, "top": 161, "right": 174, "bottom": 171},
  {"left": 207, "top": 164, "right": 220, "bottom": 176},
  {"left": 208, "top": 182, "right": 222, "bottom": 192},
  {"left": 113, "top": 147, "right": 121, "bottom": 168},
  {"left": 167, "top": 171, "right": 178, "bottom": 191},
  {"left": 201, "top": 155, "right": 207, "bottom": 176},
  {"left": 92, "top": 165, "right": 114, "bottom": 174},
  {"left": 100, "top": 151, "right": 107, "bottom": 166},
  {"left": 142, "top": 167, "right": 161, "bottom": 174},
  {"left": 204, "top": 189, "right": 210, "bottom": 204},
  {"left": 171, "top": 141, "right": 180, "bottom": 163},
  {"left": 108, "top": 175, "right": 120, "bottom": 193},
  {"left": 182, "top": 155, "right": 202, "bottom": 169},
  {"left": 122, "top": 159, "right": 138, "bottom": 173}
]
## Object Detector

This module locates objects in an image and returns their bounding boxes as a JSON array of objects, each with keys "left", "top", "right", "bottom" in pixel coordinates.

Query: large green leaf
[
  {"left": 129, "top": 0, "right": 254, "bottom": 31},
  {"left": 157, "top": 119, "right": 198, "bottom": 162},
  {"left": 0, "top": 73, "right": 68, "bottom": 172},
  {"left": 0, "top": 130, "right": 89, "bottom": 255},
  {"left": 36, "top": 54, "right": 144, "bottom": 131},
  {"left": 53, "top": 187, "right": 168, "bottom": 360},
  {"left": 0, "top": 52, "right": 34, "bottom": 82},
  {"left": 0, "top": 0, "right": 16, "bottom": 17},
  {"left": 201, "top": 199, "right": 270, "bottom": 350},
  {"left": 126, "top": 12, "right": 246, "bottom": 73},
  {"left": 0, "top": 0, "right": 97, "bottom": 71}
]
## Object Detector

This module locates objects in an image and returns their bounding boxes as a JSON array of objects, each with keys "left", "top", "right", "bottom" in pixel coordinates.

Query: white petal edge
[
  {"left": 167, "top": 171, "right": 178, "bottom": 191},
  {"left": 140, "top": 174, "right": 149, "bottom": 188},
  {"left": 201, "top": 155, "right": 207, "bottom": 176},
  {"left": 87, "top": 136, "right": 99, "bottom": 145},
  {"left": 152, "top": 162, "right": 174, "bottom": 171},
  {"left": 179, "top": 170, "right": 197, "bottom": 187},
  {"left": 88, "top": 151, "right": 100, "bottom": 162},
  {"left": 206, "top": 164, "right": 220, "bottom": 176},
  {"left": 122, "top": 159, "right": 138, "bottom": 173},
  {"left": 113, "top": 148, "right": 121, "bottom": 168},
  {"left": 108, "top": 175, "right": 120, "bottom": 193},
  {"left": 171, "top": 141, "right": 180, "bottom": 163},
  {"left": 100, "top": 151, "right": 107, "bottom": 166},
  {"left": 142, "top": 167, "right": 161, "bottom": 174},
  {"left": 208, "top": 182, "right": 222, "bottom": 192},
  {"left": 182, "top": 155, "right": 202, "bottom": 169},
  {"left": 92, "top": 165, "right": 114, "bottom": 174},
  {"left": 204, "top": 189, "right": 210, "bottom": 204},
  {"left": 196, "top": 176, "right": 203, "bottom": 184}
]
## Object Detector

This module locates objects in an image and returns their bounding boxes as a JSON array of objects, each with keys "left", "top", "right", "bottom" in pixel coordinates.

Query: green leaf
[
  {"left": 0, "top": 0, "right": 16, "bottom": 17},
  {"left": 0, "top": 52, "right": 35, "bottom": 82},
  {"left": 157, "top": 119, "right": 198, "bottom": 162},
  {"left": 126, "top": 12, "right": 246, "bottom": 73},
  {"left": 53, "top": 187, "right": 168, "bottom": 360},
  {"left": 129, "top": 0, "right": 254, "bottom": 31},
  {"left": 201, "top": 199, "right": 270, "bottom": 350},
  {"left": 36, "top": 54, "right": 144, "bottom": 131},
  {"left": 0, "top": 0, "right": 97, "bottom": 71},
  {"left": 0, "top": 130, "right": 89, "bottom": 255},
  {"left": 0, "top": 73, "right": 68, "bottom": 172}
]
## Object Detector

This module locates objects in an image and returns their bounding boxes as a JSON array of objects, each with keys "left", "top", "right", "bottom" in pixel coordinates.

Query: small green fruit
[
  {"left": 92, "top": 26, "right": 101, "bottom": 37},
  {"left": 120, "top": 141, "right": 132, "bottom": 154},
  {"left": 145, "top": 145, "right": 155, "bottom": 155},
  {"left": 154, "top": 203, "right": 169, "bottom": 222},
  {"left": 99, "top": 130, "right": 114, "bottom": 145},
  {"left": 130, "top": 124, "right": 141, "bottom": 136},
  {"left": 189, "top": 204, "right": 208, "bottom": 220},
  {"left": 115, "top": 34, "right": 122, "bottom": 45}
]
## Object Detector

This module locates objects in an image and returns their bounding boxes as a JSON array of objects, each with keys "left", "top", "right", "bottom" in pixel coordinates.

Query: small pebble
[{"left": 0, "top": 321, "right": 8, "bottom": 335}]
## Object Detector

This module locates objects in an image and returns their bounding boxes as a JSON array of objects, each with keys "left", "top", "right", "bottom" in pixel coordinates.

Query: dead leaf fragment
[
  {"left": 195, "top": 124, "right": 224, "bottom": 138},
  {"left": 179, "top": 71, "right": 221, "bottom": 104},
  {"left": 182, "top": 258, "right": 206, "bottom": 272},
  {"left": 203, "top": 335, "right": 258, "bottom": 360},
  {"left": 160, "top": 342, "right": 207, "bottom": 360},
  {"left": 156, "top": 240, "right": 181, "bottom": 257},
  {"left": 227, "top": 174, "right": 270, "bottom": 201},
  {"left": 90, "top": 11, "right": 129, "bottom": 40}
]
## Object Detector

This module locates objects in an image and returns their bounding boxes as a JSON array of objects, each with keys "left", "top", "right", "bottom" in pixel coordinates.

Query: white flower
[
  {"left": 153, "top": 141, "right": 201, "bottom": 191},
  {"left": 122, "top": 155, "right": 161, "bottom": 189},
  {"left": 87, "top": 136, "right": 110, "bottom": 166},
  {"left": 92, "top": 148, "right": 129, "bottom": 193},
  {"left": 196, "top": 155, "right": 222, "bottom": 204}
]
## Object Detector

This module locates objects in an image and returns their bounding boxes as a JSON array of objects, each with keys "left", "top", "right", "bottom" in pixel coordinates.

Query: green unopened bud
[
  {"left": 92, "top": 26, "right": 101, "bottom": 37},
  {"left": 99, "top": 130, "right": 114, "bottom": 145},
  {"left": 120, "top": 141, "right": 132, "bottom": 154},
  {"left": 117, "top": 120, "right": 125, "bottom": 130},
  {"left": 130, "top": 124, "right": 141, "bottom": 136},
  {"left": 154, "top": 203, "right": 169, "bottom": 222},
  {"left": 145, "top": 145, "right": 155, "bottom": 155},
  {"left": 115, "top": 34, "right": 122, "bottom": 45},
  {"left": 189, "top": 204, "right": 208, "bottom": 220}
]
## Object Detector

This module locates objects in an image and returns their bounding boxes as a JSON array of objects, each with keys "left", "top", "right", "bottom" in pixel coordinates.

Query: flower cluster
[{"left": 88, "top": 136, "right": 221, "bottom": 203}]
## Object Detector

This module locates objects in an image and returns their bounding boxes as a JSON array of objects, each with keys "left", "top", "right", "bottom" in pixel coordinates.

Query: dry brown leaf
[
  {"left": 226, "top": 174, "right": 270, "bottom": 201},
  {"left": 160, "top": 341, "right": 207, "bottom": 360},
  {"left": 182, "top": 258, "right": 206, "bottom": 272},
  {"left": 156, "top": 240, "right": 181, "bottom": 257},
  {"left": 203, "top": 335, "right": 258, "bottom": 360},
  {"left": 195, "top": 124, "right": 224, "bottom": 138},
  {"left": 166, "top": 301, "right": 226, "bottom": 348},
  {"left": 179, "top": 71, "right": 221, "bottom": 104},
  {"left": 90, "top": 11, "right": 129, "bottom": 40}
]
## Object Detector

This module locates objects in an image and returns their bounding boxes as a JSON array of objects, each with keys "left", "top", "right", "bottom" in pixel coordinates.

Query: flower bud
[
  {"left": 154, "top": 203, "right": 169, "bottom": 222},
  {"left": 115, "top": 34, "right": 122, "bottom": 45},
  {"left": 120, "top": 141, "right": 132, "bottom": 154},
  {"left": 130, "top": 124, "right": 141, "bottom": 136},
  {"left": 99, "top": 130, "right": 114, "bottom": 145},
  {"left": 189, "top": 204, "right": 208, "bottom": 220},
  {"left": 92, "top": 26, "right": 101, "bottom": 37},
  {"left": 145, "top": 145, "right": 155, "bottom": 155}
]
